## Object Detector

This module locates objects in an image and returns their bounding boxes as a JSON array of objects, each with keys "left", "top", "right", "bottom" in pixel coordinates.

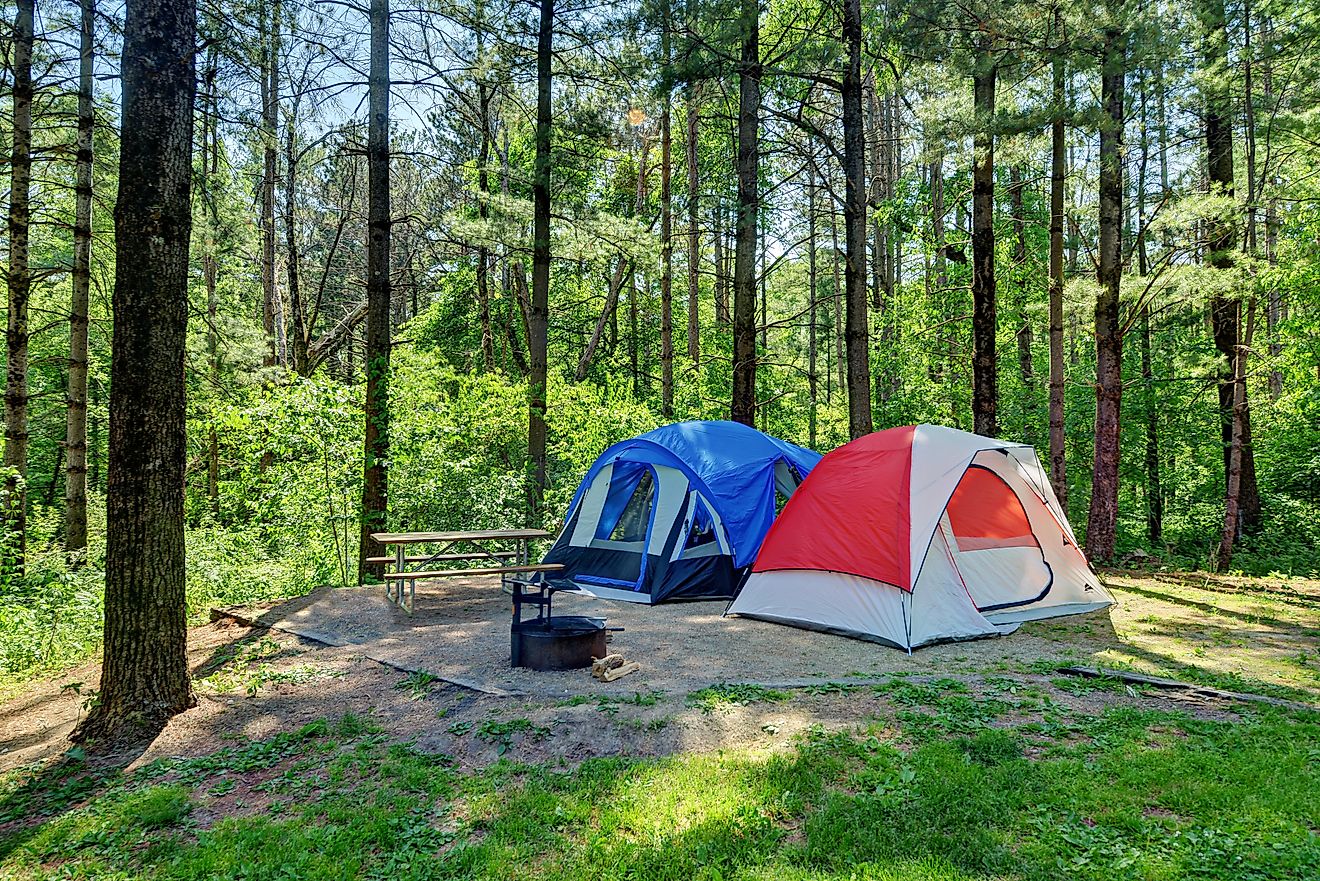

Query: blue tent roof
[{"left": 565, "top": 421, "right": 822, "bottom": 567}]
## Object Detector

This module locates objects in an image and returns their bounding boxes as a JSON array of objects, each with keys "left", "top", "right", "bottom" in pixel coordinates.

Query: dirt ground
[{"left": 2, "top": 569, "right": 1317, "bottom": 774}]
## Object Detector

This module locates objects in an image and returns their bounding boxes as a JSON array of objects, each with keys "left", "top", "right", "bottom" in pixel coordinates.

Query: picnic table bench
[{"left": 370, "top": 529, "right": 563, "bottom": 613}]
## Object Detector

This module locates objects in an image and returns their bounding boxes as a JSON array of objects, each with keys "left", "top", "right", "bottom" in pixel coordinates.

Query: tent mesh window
[
  {"left": 608, "top": 470, "right": 654, "bottom": 542},
  {"left": 684, "top": 499, "right": 717, "bottom": 549}
]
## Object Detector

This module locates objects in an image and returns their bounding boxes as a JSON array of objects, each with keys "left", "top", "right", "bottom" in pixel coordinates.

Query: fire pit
[
  {"left": 511, "top": 615, "right": 608, "bottom": 670},
  {"left": 510, "top": 579, "right": 615, "bottom": 671}
]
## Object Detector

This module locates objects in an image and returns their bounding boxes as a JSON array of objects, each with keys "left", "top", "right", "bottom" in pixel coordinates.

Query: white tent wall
[
  {"left": 726, "top": 569, "right": 914, "bottom": 648},
  {"left": 568, "top": 462, "right": 616, "bottom": 547},
  {"left": 907, "top": 526, "right": 1018, "bottom": 648}
]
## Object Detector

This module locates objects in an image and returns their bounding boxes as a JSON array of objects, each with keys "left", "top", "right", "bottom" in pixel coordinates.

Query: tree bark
[
  {"left": 507, "top": 260, "right": 530, "bottom": 376},
  {"left": 203, "top": 46, "right": 220, "bottom": 514},
  {"left": 1262, "top": 15, "right": 1280, "bottom": 399},
  {"left": 866, "top": 73, "right": 888, "bottom": 313},
  {"left": 64, "top": 0, "right": 95, "bottom": 556},
  {"left": 1010, "top": 166, "right": 1033, "bottom": 396},
  {"left": 970, "top": 51, "right": 998, "bottom": 438},
  {"left": 1047, "top": 18, "right": 1068, "bottom": 512},
  {"left": 576, "top": 261, "right": 630, "bottom": 382},
  {"left": 686, "top": 82, "right": 700, "bottom": 368},
  {"left": 527, "top": 0, "right": 553, "bottom": 519},
  {"left": 4, "top": 0, "right": 34, "bottom": 575},
  {"left": 713, "top": 203, "right": 728, "bottom": 325},
  {"left": 358, "top": 0, "right": 392, "bottom": 582},
  {"left": 831, "top": 188, "right": 845, "bottom": 402},
  {"left": 841, "top": 0, "right": 872, "bottom": 439},
  {"left": 660, "top": 13, "right": 674, "bottom": 419},
  {"left": 1216, "top": 300, "right": 1252, "bottom": 571},
  {"left": 260, "top": 0, "right": 282, "bottom": 367},
  {"left": 807, "top": 152, "right": 818, "bottom": 449},
  {"left": 475, "top": 35, "right": 495, "bottom": 371},
  {"left": 730, "top": 0, "right": 760, "bottom": 426},
  {"left": 1140, "top": 305, "right": 1162, "bottom": 545},
  {"left": 1134, "top": 65, "right": 1162, "bottom": 546},
  {"left": 1085, "top": 28, "right": 1125, "bottom": 563},
  {"left": 73, "top": 0, "right": 196, "bottom": 743},
  {"left": 930, "top": 145, "right": 960, "bottom": 424},
  {"left": 287, "top": 111, "right": 309, "bottom": 375},
  {"left": 1199, "top": 0, "right": 1262, "bottom": 534}
]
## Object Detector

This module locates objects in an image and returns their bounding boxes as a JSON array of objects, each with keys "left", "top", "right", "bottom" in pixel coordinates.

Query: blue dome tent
[{"left": 542, "top": 421, "right": 822, "bottom": 604}]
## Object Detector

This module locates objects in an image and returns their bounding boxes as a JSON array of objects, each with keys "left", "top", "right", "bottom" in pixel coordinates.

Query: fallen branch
[{"left": 1055, "top": 665, "right": 1316, "bottom": 712}]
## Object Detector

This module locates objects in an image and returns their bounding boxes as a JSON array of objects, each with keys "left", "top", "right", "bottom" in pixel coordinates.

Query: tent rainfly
[
  {"left": 542, "top": 421, "right": 821, "bottom": 604},
  {"left": 726, "top": 424, "right": 1114, "bottom": 650}
]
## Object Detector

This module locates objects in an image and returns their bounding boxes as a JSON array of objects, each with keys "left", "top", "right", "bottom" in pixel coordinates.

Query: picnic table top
[{"left": 371, "top": 529, "right": 553, "bottom": 544}]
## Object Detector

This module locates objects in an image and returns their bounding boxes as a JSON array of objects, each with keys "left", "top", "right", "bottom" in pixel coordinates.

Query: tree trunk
[
  {"left": 713, "top": 203, "right": 728, "bottom": 325},
  {"left": 476, "top": 38, "right": 495, "bottom": 371},
  {"left": 970, "top": 52, "right": 998, "bottom": 438},
  {"left": 929, "top": 149, "right": 948, "bottom": 348},
  {"left": 4, "top": 0, "right": 34, "bottom": 575},
  {"left": 527, "top": 0, "right": 553, "bottom": 519},
  {"left": 576, "top": 261, "right": 631, "bottom": 381},
  {"left": 807, "top": 154, "right": 818, "bottom": 449},
  {"left": 831, "top": 189, "right": 845, "bottom": 402},
  {"left": 72, "top": 0, "right": 196, "bottom": 744},
  {"left": 203, "top": 46, "right": 220, "bottom": 515},
  {"left": 260, "top": 0, "right": 281, "bottom": 367},
  {"left": 1200, "top": 0, "right": 1262, "bottom": 535},
  {"left": 1085, "top": 28, "right": 1125, "bottom": 563},
  {"left": 1048, "top": 19, "right": 1068, "bottom": 512},
  {"left": 1010, "top": 166, "right": 1033, "bottom": 396},
  {"left": 1134, "top": 65, "right": 1162, "bottom": 546},
  {"left": 1217, "top": 300, "right": 1253, "bottom": 571},
  {"left": 730, "top": 0, "right": 759, "bottom": 427},
  {"left": 358, "top": 0, "right": 392, "bottom": 582},
  {"left": 686, "top": 82, "right": 700, "bottom": 368},
  {"left": 507, "top": 260, "right": 530, "bottom": 376},
  {"left": 1140, "top": 305, "right": 1162, "bottom": 545},
  {"left": 842, "top": 0, "right": 873, "bottom": 439},
  {"left": 1262, "top": 15, "right": 1281, "bottom": 400},
  {"left": 931, "top": 145, "right": 960, "bottom": 424},
  {"left": 287, "top": 113, "right": 309, "bottom": 375},
  {"left": 629, "top": 263, "right": 640, "bottom": 395},
  {"left": 660, "top": 14, "right": 674, "bottom": 419},
  {"left": 1242, "top": 0, "right": 1257, "bottom": 256},
  {"left": 64, "top": 0, "right": 95, "bottom": 557},
  {"left": 866, "top": 74, "right": 888, "bottom": 313}
]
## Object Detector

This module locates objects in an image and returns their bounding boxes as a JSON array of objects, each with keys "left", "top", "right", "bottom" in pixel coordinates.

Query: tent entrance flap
[
  {"left": 942, "top": 463, "right": 1053, "bottom": 612},
  {"left": 575, "top": 464, "right": 656, "bottom": 592}
]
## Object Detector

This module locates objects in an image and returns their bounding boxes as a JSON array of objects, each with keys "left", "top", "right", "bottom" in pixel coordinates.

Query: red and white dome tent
[{"left": 726, "top": 424, "right": 1114, "bottom": 650}]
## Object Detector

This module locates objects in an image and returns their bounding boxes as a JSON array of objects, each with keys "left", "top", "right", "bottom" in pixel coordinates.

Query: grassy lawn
[{"left": 3, "top": 678, "right": 1318, "bottom": 880}]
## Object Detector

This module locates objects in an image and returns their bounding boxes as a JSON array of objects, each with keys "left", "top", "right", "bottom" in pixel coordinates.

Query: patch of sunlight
[{"left": 608, "top": 750, "right": 768, "bottom": 839}]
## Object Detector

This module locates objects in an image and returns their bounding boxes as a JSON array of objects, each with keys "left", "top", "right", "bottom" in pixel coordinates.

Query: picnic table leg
[{"left": 394, "top": 544, "right": 405, "bottom": 608}]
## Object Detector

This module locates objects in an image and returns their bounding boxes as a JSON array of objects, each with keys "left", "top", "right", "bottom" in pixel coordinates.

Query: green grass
[
  {"left": 3, "top": 703, "right": 1318, "bottom": 880},
  {"left": 686, "top": 682, "right": 792, "bottom": 713}
]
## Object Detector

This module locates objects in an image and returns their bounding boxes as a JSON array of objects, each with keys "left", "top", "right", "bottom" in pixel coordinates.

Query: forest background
[{"left": 1, "top": 0, "right": 1318, "bottom": 685}]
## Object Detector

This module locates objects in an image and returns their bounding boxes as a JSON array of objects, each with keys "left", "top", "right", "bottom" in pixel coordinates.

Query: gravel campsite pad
[
  {"left": 2, "top": 570, "right": 1317, "bottom": 774},
  {"left": 216, "top": 577, "right": 1120, "bottom": 695}
]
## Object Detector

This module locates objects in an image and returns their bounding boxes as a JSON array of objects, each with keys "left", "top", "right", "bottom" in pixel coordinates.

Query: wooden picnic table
[{"left": 370, "top": 528, "right": 562, "bottom": 613}]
